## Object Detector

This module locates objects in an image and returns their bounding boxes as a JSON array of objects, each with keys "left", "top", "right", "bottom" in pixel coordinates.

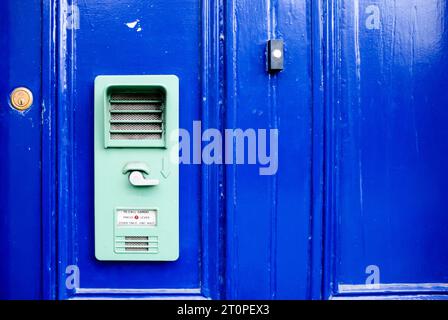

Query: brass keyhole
[{"left": 10, "top": 87, "right": 33, "bottom": 111}]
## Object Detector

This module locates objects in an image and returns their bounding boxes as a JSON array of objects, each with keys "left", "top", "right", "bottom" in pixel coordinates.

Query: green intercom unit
[{"left": 94, "top": 75, "right": 179, "bottom": 261}]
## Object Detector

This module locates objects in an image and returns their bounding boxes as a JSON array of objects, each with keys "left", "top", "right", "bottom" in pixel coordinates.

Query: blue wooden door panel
[
  {"left": 326, "top": 0, "right": 448, "bottom": 297},
  {"left": 225, "top": 0, "right": 313, "bottom": 299},
  {"left": 57, "top": 0, "right": 202, "bottom": 298},
  {"left": 0, "top": 0, "right": 43, "bottom": 299}
]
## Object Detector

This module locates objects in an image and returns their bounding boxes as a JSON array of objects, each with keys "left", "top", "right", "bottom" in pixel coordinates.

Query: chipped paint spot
[
  {"left": 125, "top": 19, "right": 139, "bottom": 29},
  {"left": 125, "top": 19, "right": 143, "bottom": 32}
]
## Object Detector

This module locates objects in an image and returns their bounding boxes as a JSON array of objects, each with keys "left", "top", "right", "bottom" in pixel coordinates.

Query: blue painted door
[
  {"left": 223, "top": 0, "right": 315, "bottom": 299},
  {"left": 323, "top": 0, "right": 448, "bottom": 299},
  {"left": 0, "top": 0, "right": 43, "bottom": 299},
  {"left": 55, "top": 0, "right": 203, "bottom": 299},
  {"left": 2, "top": 0, "right": 448, "bottom": 300}
]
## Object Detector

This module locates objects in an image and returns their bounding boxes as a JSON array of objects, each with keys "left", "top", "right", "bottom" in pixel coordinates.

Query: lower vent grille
[{"left": 115, "top": 236, "right": 159, "bottom": 254}]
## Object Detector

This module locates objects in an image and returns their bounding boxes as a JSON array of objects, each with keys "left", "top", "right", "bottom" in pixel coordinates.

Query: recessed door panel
[{"left": 328, "top": 0, "right": 448, "bottom": 296}]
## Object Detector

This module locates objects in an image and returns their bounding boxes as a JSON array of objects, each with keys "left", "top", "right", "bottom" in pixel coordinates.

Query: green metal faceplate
[{"left": 94, "top": 75, "right": 179, "bottom": 261}]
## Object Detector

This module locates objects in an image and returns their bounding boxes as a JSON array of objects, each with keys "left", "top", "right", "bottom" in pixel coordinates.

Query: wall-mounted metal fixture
[
  {"left": 267, "top": 39, "right": 284, "bottom": 72},
  {"left": 94, "top": 75, "right": 179, "bottom": 261}
]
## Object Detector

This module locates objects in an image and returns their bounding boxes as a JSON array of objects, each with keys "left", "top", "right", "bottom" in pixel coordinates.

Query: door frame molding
[{"left": 42, "top": 0, "right": 58, "bottom": 300}]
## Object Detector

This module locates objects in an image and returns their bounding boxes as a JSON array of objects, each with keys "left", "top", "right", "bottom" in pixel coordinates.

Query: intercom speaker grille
[
  {"left": 110, "top": 133, "right": 163, "bottom": 140},
  {"left": 110, "top": 113, "right": 161, "bottom": 121},
  {"left": 110, "top": 123, "right": 162, "bottom": 131},
  {"left": 115, "top": 236, "right": 159, "bottom": 254},
  {"left": 125, "top": 241, "right": 149, "bottom": 246},
  {"left": 125, "top": 247, "right": 150, "bottom": 252},
  {"left": 109, "top": 91, "right": 164, "bottom": 141},
  {"left": 124, "top": 236, "right": 150, "bottom": 240},
  {"left": 110, "top": 93, "right": 161, "bottom": 101},
  {"left": 110, "top": 104, "right": 161, "bottom": 111}
]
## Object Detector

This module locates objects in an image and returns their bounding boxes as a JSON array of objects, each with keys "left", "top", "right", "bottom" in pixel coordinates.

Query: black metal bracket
[{"left": 267, "top": 39, "right": 284, "bottom": 72}]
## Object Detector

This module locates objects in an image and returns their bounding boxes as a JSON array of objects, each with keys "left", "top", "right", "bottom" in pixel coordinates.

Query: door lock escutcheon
[
  {"left": 10, "top": 87, "right": 33, "bottom": 111},
  {"left": 123, "top": 162, "right": 160, "bottom": 187}
]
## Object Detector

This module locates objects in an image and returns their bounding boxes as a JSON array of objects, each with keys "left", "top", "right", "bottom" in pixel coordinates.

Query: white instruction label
[{"left": 116, "top": 209, "right": 157, "bottom": 227}]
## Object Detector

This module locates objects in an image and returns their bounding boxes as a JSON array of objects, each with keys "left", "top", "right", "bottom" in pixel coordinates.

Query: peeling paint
[
  {"left": 125, "top": 19, "right": 143, "bottom": 32},
  {"left": 125, "top": 19, "right": 139, "bottom": 29}
]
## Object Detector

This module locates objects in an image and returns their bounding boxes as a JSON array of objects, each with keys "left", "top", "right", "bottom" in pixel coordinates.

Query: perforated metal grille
[
  {"left": 110, "top": 104, "right": 162, "bottom": 111},
  {"left": 125, "top": 242, "right": 149, "bottom": 246},
  {"left": 109, "top": 91, "right": 164, "bottom": 142},
  {"left": 115, "top": 236, "right": 159, "bottom": 254},
  {"left": 110, "top": 133, "right": 162, "bottom": 140},
  {"left": 125, "top": 247, "right": 150, "bottom": 252},
  {"left": 125, "top": 236, "right": 149, "bottom": 241},
  {"left": 111, "top": 113, "right": 161, "bottom": 121},
  {"left": 110, "top": 93, "right": 162, "bottom": 101},
  {"left": 111, "top": 123, "right": 162, "bottom": 131}
]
